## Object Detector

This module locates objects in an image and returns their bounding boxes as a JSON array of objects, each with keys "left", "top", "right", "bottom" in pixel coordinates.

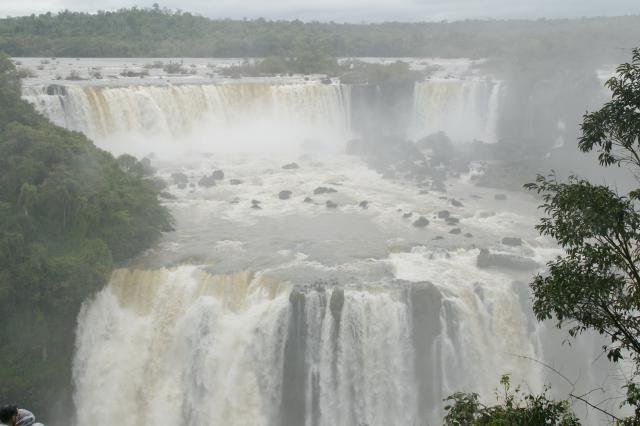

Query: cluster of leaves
[
  {"left": 444, "top": 375, "right": 580, "bottom": 426},
  {"left": 0, "top": 54, "right": 172, "bottom": 416},
  {"left": 0, "top": 7, "right": 639, "bottom": 61},
  {"left": 221, "top": 54, "right": 340, "bottom": 77},
  {"left": 523, "top": 48, "right": 640, "bottom": 423}
]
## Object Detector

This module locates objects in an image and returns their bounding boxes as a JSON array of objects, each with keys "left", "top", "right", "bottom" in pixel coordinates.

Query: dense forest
[
  {"left": 0, "top": 6, "right": 639, "bottom": 64},
  {"left": 0, "top": 55, "right": 172, "bottom": 419}
]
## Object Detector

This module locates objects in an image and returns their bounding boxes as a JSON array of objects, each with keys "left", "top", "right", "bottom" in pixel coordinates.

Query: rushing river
[{"left": 19, "top": 57, "right": 620, "bottom": 425}]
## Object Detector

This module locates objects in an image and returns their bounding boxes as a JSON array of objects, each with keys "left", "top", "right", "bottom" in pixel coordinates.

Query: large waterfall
[
  {"left": 21, "top": 69, "right": 618, "bottom": 425},
  {"left": 23, "top": 78, "right": 503, "bottom": 145},
  {"left": 23, "top": 83, "right": 351, "bottom": 145}
]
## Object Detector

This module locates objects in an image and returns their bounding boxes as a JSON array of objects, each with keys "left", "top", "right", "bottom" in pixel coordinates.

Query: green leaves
[
  {"left": 526, "top": 48, "right": 640, "bottom": 422},
  {"left": 444, "top": 375, "right": 580, "bottom": 426}
]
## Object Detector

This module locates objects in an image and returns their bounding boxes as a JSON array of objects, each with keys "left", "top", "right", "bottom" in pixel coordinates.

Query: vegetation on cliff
[{"left": 0, "top": 54, "right": 172, "bottom": 417}]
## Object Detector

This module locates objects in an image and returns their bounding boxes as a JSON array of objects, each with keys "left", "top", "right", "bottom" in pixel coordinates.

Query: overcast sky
[{"left": 1, "top": 0, "right": 639, "bottom": 22}]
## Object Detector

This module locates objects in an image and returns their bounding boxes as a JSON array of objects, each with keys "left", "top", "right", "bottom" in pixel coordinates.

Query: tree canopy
[
  {"left": 524, "top": 48, "right": 640, "bottom": 423},
  {"left": 0, "top": 54, "right": 172, "bottom": 418}
]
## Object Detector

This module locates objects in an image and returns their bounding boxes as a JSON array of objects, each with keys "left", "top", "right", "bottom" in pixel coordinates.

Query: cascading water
[
  {"left": 23, "top": 83, "right": 351, "bottom": 142},
  {"left": 21, "top": 65, "right": 621, "bottom": 425},
  {"left": 410, "top": 78, "right": 503, "bottom": 143}
]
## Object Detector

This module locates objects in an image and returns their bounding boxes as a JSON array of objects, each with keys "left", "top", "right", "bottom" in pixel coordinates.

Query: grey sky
[{"left": 1, "top": 0, "right": 639, "bottom": 22}]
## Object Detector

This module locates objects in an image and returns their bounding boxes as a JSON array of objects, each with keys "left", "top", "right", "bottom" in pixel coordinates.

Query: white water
[
  {"left": 410, "top": 78, "right": 503, "bottom": 143},
  {"left": 18, "top": 61, "right": 621, "bottom": 425}
]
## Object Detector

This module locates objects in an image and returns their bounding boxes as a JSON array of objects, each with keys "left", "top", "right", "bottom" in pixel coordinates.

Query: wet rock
[
  {"left": 464, "top": 232, "right": 473, "bottom": 238},
  {"left": 159, "top": 191, "right": 176, "bottom": 200},
  {"left": 359, "top": 200, "right": 369, "bottom": 209},
  {"left": 326, "top": 200, "right": 338, "bottom": 209},
  {"left": 413, "top": 216, "right": 430, "bottom": 228},
  {"left": 450, "top": 199, "right": 464, "bottom": 207},
  {"left": 403, "top": 212, "right": 413, "bottom": 219},
  {"left": 151, "top": 178, "right": 167, "bottom": 191},
  {"left": 282, "top": 162, "right": 300, "bottom": 170},
  {"left": 198, "top": 175, "right": 217, "bottom": 187},
  {"left": 495, "top": 193, "right": 507, "bottom": 200},
  {"left": 278, "top": 190, "right": 292, "bottom": 200},
  {"left": 212, "top": 169, "right": 225, "bottom": 180},
  {"left": 476, "top": 248, "right": 539, "bottom": 271},
  {"left": 502, "top": 237, "right": 523, "bottom": 246},
  {"left": 251, "top": 200, "right": 262, "bottom": 209},
  {"left": 314, "top": 186, "right": 337, "bottom": 195},
  {"left": 446, "top": 217, "right": 460, "bottom": 225},
  {"left": 433, "top": 236, "right": 444, "bottom": 240},
  {"left": 303, "top": 197, "right": 313, "bottom": 203},
  {"left": 229, "top": 179, "right": 243, "bottom": 185},
  {"left": 171, "top": 172, "right": 188, "bottom": 185},
  {"left": 437, "top": 210, "right": 450, "bottom": 219},
  {"left": 449, "top": 228, "right": 461, "bottom": 234}
]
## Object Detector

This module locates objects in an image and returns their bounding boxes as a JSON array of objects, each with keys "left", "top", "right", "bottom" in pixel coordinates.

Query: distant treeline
[{"left": 1, "top": 5, "right": 639, "bottom": 63}]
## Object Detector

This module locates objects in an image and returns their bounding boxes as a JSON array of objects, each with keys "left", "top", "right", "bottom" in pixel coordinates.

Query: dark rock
[
  {"left": 171, "top": 172, "right": 188, "bottom": 185},
  {"left": 437, "top": 210, "right": 450, "bottom": 219},
  {"left": 449, "top": 228, "right": 461, "bottom": 235},
  {"left": 450, "top": 199, "right": 464, "bottom": 207},
  {"left": 198, "top": 175, "right": 217, "bottom": 187},
  {"left": 314, "top": 186, "right": 337, "bottom": 195},
  {"left": 282, "top": 162, "right": 300, "bottom": 170},
  {"left": 151, "top": 178, "right": 167, "bottom": 191},
  {"left": 251, "top": 204, "right": 262, "bottom": 210},
  {"left": 229, "top": 179, "right": 243, "bottom": 185},
  {"left": 159, "top": 191, "right": 176, "bottom": 200},
  {"left": 212, "top": 170, "right": 225, "bottom": 180},
  {"left": 359, "top": 200, "right": 369, "bottom": 209},
  {"left": 278, "top": 190, "right": 292, "bottom": 200},
  {"left": 303, "top": 197, "right": 313, "bottom": 203},
  {"left": 464, "top": 233, "right": 473, "bottom": 238},
  {"left": 403, "top": 212, "right": 413, "bottom": 219},
  {"left": 476, "top": 248, "right": 539, "bottom": 271},
  {"left": 413, "top": 216, "right": 430, "bottom": 228},
  {"left": 433, "top": 236, "right": 444, "bottom": 240},
  {"left": 326, "top": 200, "right": 338, "bottom": 209},
  {"left": 321, "top": 78, "right": 332, "bottom": 85},
  {"left": 495, "top": 194, "right": 507, "bottom": 200},
  {"left": 446, "top": 217, "right": 460, "bottom": 225},
  {"left": 502, "top": 237, "right": 523, "bottom": 246}
]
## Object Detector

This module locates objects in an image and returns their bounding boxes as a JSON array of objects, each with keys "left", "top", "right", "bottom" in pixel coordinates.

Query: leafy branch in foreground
[
  {"left": 525, "top": 47, "right": 640, "bottom": 423},
  {"left": 444, "top": 374, "right": 579, "bottom": 426}
]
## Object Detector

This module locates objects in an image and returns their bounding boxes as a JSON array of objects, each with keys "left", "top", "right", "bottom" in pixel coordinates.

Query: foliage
[
  {"left": 443, "top": 375, "right": 580, "bottom": 425},
  {"left": 0, "top": 7, "right": 638, "bottom": 63},
  {"left": 525, "top": 48, "right": 640, "bottom": 423},
  {"left": 0, "top": 54, "right": 172, "bottom": 417},
  {"left": 339, "top": 60, "right": 423, "bottom": 84}
]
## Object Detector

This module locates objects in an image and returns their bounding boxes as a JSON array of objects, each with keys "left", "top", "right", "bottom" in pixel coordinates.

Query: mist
[{"left": 2, "top": 5, "right": 640, "bottom": 426}]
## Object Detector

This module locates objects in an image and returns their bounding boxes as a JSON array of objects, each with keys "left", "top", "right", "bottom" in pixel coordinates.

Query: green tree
[
  {"left": 0, "top": 54, "right": 172, "bottom": 419},
  {"left": 524, "top": 48, "right": 640, "bottom": 423},
  {"left": 444, "top": 375, "right": 580, "bottom": 426}
]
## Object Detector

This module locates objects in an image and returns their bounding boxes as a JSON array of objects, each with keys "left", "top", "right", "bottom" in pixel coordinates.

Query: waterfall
[
  {"left": 410, "top": 78, "right": 503, "bottom": 143},
  {"left": 23, "top": 83, "right": 351, "bottom": 142},
  {"left": 73, "top": 256, "right": 543, "bottom": 426}
]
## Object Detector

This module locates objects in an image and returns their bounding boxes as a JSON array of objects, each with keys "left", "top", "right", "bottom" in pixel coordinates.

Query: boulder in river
[
  {"left": 437, "top": 210, "right": 450, "bottom": 219},
  {"left": 326, "top": 200, "right": 338, "bottom": 209},
  {"left": 282, "top": 162, "right": 300, "bottom": 170},
  {"left": 495, "top": 194, "right": 507, "bottom": 200},
  {"left": 413, "top": 216, "right": 430, "bottom": 228},
  {"left": 450, "top": 199, "right": 464, "bottom": 207},
  {"left": 449, "top": 228, "right": 461, "bottom": 234},
  {"left": 171, "top": 172, "right": 189, "bottom": 185},
  {"left": 476, "top": 248, "right": 539, "bottom": 271},
  {"left": 303, "top": 197, "right": 313, "bottom": 203},
  {"left": 278, "top": 190, "right": 292, "bottom": 200},
  {"left": 502, "top": 237, "right": 523, "bottom": 246},
  {"left": 212, "top": 170, "right": 225, "bottom": 180},
  {"left": 314, "top": 186, "right": 337, "bottom": 195},
  {"left": 198, "top": 175, "right": 217, "bottom": 188},
  {"left": 359, "top": 200, "right": 369, "bottom": 209},
  {"left": 403, "top": 212, "right": 413, "bottom": 219},
  {"left": 229, "top": 179, "right": 243, "bottom": 185},
  {"left": 446, "top": 217, "right": 460, "bottom": 225}
]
